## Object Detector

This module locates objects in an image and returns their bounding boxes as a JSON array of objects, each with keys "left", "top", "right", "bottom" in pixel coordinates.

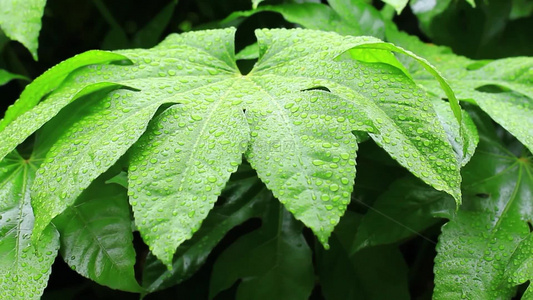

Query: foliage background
[{"left": 0, "top": 0, "right": 532, "bottom": 299}]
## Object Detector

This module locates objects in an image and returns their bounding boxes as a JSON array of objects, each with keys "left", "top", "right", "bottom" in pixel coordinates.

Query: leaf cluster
[{"left": 0, "top": 0, "right": 532, "bottom": 299}]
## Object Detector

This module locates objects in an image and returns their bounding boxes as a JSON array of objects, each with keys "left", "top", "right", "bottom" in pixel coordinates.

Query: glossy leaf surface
[
  {"left": 0, "top": 152, "right": 59, "bottom": 300},
  {"left": 434, "top": 126, "right": 533, "bottom": 299},
  {"left": 53, "top": 177, "right": 141, "bottom": 292},
  {"left": 0, "top": 28, "right": 461, "bottom": 267},
  {"left": 141, "top": 163, "right": 269, "bottom": 293},
  {"left": 0, "top": 0, "right": 46, "bottom": 59}
]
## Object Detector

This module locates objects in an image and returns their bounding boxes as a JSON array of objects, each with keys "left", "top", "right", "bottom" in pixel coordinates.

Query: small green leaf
[
  {"left": 210, "top": 204, "right": 314, "bottom": 300},
  {"left": 352, "top": 176, "right": 455, "bottom": 253},
  {"left": 53, "top": 177, "right": 142, "bottom": 292},
  {"left": 0, "top": 152, "right": 59, "bottom": 300},
  {"left": 381, "top": 0, "right": 409, "bottom": 14},
  {"left": 0, "top": 0, "right": 47, "bottom": 60},
  {"left": 142, "top": 163, "right": 268, "bottom": 293},
  {"left": 236, "top": 43, "right": 259, "bottom": 60},
  {"left": 0, "top": 69, "right": 28, "bottom": 86},
  {"left": 252, "top": 0, "right": 265, "bottom": 9}
]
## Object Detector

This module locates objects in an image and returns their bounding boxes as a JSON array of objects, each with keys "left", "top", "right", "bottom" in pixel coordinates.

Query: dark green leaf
[
  {"left": 53, "top": 177, "right": 142, "bottom": 292},
  {"left": 317, "top": 211, "right": 410, "bottom": 300},
  {"left": 352, "top": 176, "right": 455, "bottom": 253},
  {"left": 209, "top": 203, "right": 314, "bottom": 300}
]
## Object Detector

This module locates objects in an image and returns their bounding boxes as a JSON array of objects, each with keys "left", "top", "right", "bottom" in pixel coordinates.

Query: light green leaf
[
  {"left": 236, "top": 43, "right": 259, "bottom": 60},
  {"left": 18, "top": 28, "right": 460, "bottom": 263},
  {"left": 142, "top": 163, "right": 268, "bottom": 293},
  {"left": 386, "top": 25, "right": 533, "bottom": 154},
  {"left": 0, "top": 0, "right": 46, "bottom": 60},
  {"left": 209, "top": 204, "right": 314, "bottom": 300},
  {"left": 418, "top": 57, "right": 533, "bottom": 153},
  {"left": 381, "top": 0, "right": 409, "bottom": 14},
  {"left": 351, "top": 176, "right": 455, "bottom": 253},
  {"left": 506, "top": 233, "right": 533, "bottom": 298},
  {"left": 53, "top": 177, "right": 142, "bottom": 292},
  {"left": 0, "top": 50, "right": 128, "bottom": 143},
  {"left": 432, "top": 97, "right": 478, "bottom": 166},
  {"left": 0, "top": 151, "right": 59, "bottom": 300},
  {"left": 0, "top": 69, "right": 28, "bottom": 86},
  {"left": 252, "top": 0, "right": 265, "bottom": 9},
  {"left": 434, "top": 128, "right": 533, "bottom": 299},
  {"left": 128, "top": 99, "right": 250, "bottom": 265}
]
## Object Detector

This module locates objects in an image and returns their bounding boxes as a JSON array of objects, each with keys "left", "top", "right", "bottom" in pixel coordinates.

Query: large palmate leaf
[
  {"left": 0, "top": 152, "right": 59, "bottom": 300},
  {"left": 434, "top": 120, "right": 533, "bottom": 299},
  {"left": 0, "top": 0, "right": 47, "bottom": 60},
  {"left": 210, "top": 204, "right": 314, "bottom": 300},
  {"left": 0, "top": 28, "right": 460, "bottom": 266}
]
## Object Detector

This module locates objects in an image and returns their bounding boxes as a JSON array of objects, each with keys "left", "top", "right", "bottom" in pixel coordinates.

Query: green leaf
[
  {"left": 510, "top": 0, "right": 533, "bottom": 19},
  {"left": 381, "top": 0, "right": 409, "bottom": 14},
  {"left": 432, "top": 97, "right": 479, "bottom": 166},
  {"left": 317, "top": 211, "right": 410, "bottom": 300},
  {"left": 18, "top": 28, "right": 460, "bottom": 264},
  {"left": 236, "top": 43, "right": 259, "bottom": 60},
  {"left": 209, "top": 203, "right": 314, "bottom": 300},
  {"left": 0, "top": 0, "right": 47, "bottom": 60},
  {"left": 128, "top": 96, "right": 249, "bottom": 266},
  {"left": 386, "top": 25, "right": 533, "bottom": 154},
  {"left": 252, "top": 0, "right": 265, "bottom": 9},
  {"left": 142, "top": 163, "right": 268, "bottom": 293},
  {"left": 351, "top": 176, "right": 455, "bottom": 253},
  {"left": 52, "top": 177, "right": 142, "bottom": 292},
  {"left": 433, "top": 128, "right": 533, "bottom": 299},
  {"left": 416, "top": 56, "right": 533, "bottom": 153},
  {"left": 327, "top": 0, "right": 385, "bottom": 38},
  {"left": 506, "top": 233, "right": 533, "bottom": 298},
  {"left": 132, "top": 0, "right": 177, "bottom": 48},
  {"left": 0, "top": 50, "right": 128, "bottom": 153},
  {"left": 222, "top": 3, "right": 364, "bottom": 36},
  {"left": 0, "top": 69, "right": 28, "bottom": 86},
  {"left": 0, "top": 152, "right": 59, "bottom": 300}
]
